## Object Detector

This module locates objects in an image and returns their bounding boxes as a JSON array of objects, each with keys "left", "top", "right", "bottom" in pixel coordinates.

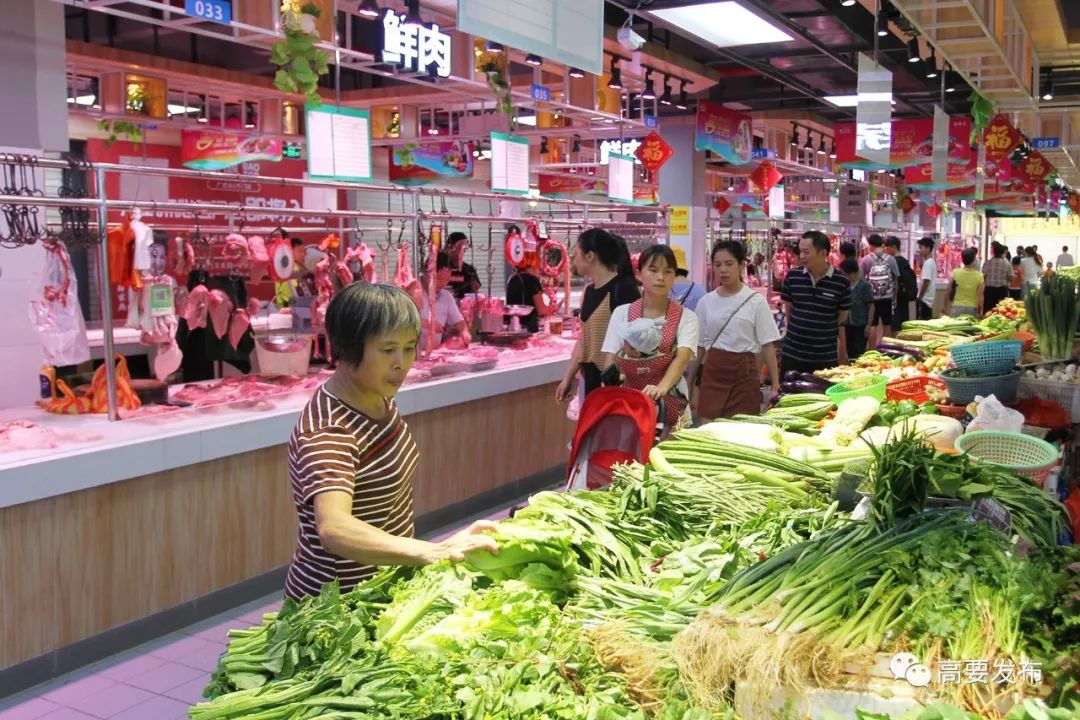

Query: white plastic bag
[
  {"left": 566, "top": 371, "right": 584, "bottom": 422},
  {"left": 967, "top": 394, "right": 1024, "bottom": 434},
  {"left": 29, "top": 240, "right": 90, "bottom": 366}
]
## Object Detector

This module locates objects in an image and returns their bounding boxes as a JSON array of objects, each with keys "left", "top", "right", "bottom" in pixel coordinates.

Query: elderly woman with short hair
[{"left": 284, "top": 282, "right": 498, "bottom": 601}]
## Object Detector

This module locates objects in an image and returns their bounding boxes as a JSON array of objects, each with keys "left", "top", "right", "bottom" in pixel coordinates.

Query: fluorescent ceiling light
[
  {"left": 516, "top": 115, "right": 537, "bottom": 126},
  {"left": 823, "top": 94, "right": 897, "bottom": 107},
  {"left": 168, "top": 103, "right": 202, "bottom": 115},
  {"left": 67, "top": 94, "right": 97, "bottom": 106},
  {"left": 650, "top": 2, "right": 793, "bottom": 48}
]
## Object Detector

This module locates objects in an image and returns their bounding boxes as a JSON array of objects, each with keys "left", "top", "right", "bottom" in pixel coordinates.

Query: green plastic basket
[
  {"left": 825, "top": 374, "right": 888, "bottom": 403},
  {"left": 955, "top": 431, "right": 1059, "bottom": 487},
  {"left": 940, "top": 368, "right": 1021, "bottom": 405},
  {"left": 949, "top": 340, "right": 1022, "bottom": 375}
]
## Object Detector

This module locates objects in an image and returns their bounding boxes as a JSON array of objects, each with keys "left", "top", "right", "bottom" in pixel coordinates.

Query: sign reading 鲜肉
[{"left": 381, "top": 8, "right": 451, "bottom": 77}]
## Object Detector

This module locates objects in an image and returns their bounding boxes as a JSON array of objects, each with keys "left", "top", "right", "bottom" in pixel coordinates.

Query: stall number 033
[{"left": 185, "top": 0, "right": 231, "bottom": 24}]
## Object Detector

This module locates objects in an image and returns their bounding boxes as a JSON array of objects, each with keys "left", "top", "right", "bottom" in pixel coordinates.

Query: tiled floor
[{"left": 0, "top": 502, "right": 519, "bottom": 720}]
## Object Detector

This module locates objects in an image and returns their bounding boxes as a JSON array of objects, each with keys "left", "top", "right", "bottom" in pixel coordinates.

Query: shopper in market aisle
[
  {"left": 859, "top": 234, "right": 899, "bottom": 346},
  {"left": 694, "top": 240, "right": 782, "bottom": 419},
  {"left": 943, "top": 247, "right": 984, "bottom": 318},
  {"left": 884, "top": 236, "right": 917, "bottom": 334},
  {"left": 1022, "top": 246, "right": 1043, "bottom": 298},
  {"left": 916, "top": 236, "right": 937, "bottom": 320},
  {"left": 1008, "top": 256, "right": 1025, "bottom": 300},
  {"left": 556, "top": 229, "right": 639, "bottom": 403},
  {"left": 669, "top": 246, "right": 706, "bottom": 312},
  {"left": 601, "top": 245, "right": 698, "bottom": 430},
  {"left": 841, "top": 258, "right": 875, "bottom": 363},
  {"left": 777, "top": 230, "right": 849, "bottom": 375},
  {"left": 982, "top": 241, "right": 1012, "bottom": 313},
  {"left": 505, "top": 254, "right": 553, "bottom": 333},
  {"left": 1056, "top": 245, "right": 1074, "bottom": 269},
  {"left": 445, "top": 232, "right": 482, "bottom": 300},
  {"left": 284, "top": 283, "right": 499, "bottom": 601}
]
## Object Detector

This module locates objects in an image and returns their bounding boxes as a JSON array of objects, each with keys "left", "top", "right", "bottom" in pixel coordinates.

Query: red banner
[
  {"left": 180, "top": 129, "right": 283, "bottom": 170},
  {"left": 836, "top": 116, "right": 971, "bottom": 169},
  {"left": 538, "top": 173, "right": 604, "bottom": 198},
  {"left": 904, "top": 151, "right": 977, "bottom": 190},
  {"left": 983, "top": 114, "right": 1023, "bottom": 163}
]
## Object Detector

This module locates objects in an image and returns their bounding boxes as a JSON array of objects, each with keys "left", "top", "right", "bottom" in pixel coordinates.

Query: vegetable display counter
[{"left": 0, "top": 345, "right": 573, "bottom": 691}]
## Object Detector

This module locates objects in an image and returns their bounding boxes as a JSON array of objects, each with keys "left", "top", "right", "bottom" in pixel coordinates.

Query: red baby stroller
[{"left": 565, "top": 386, "right": 667, "bottom": 491}]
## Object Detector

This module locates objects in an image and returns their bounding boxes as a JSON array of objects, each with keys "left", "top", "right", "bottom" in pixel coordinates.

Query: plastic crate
[
  {"left": 955, "top": 430, "right": 1060, "bottom": 487},
  {"left": 940, "top": 368, "right": 1021, "bottom": 405},
  {"left": 949, "top": 339, "right": 1022, "bottom": 375},
  {"left": 1016, "top": 377, "right": 1080, "bottom": 423},
  {"left": 886, "top": 376, "right": 946, "bottom": 404}
]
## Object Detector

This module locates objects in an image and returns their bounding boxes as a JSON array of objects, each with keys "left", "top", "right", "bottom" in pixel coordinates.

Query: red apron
[{"left": 613, "top": 300, "right": 688, "bottom": 430}]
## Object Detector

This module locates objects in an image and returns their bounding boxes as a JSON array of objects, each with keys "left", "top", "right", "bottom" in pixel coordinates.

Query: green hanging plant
[
  {"left": 98, "top": 119, "right": 143, "bottom": 148},
  {"left": 479, "top": 59, "right": 513, "bottom": 126},
  {"left": 271, "top": 2, "right": 331, "bottom": 105},
  {"left": 968, "top": 90, "right": 992, "bottom": 146}
]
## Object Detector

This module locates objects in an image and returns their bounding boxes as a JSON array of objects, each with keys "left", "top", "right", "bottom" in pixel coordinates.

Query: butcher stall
[{"left": 0, "top": 155, "right": 670, "bottom": 693}]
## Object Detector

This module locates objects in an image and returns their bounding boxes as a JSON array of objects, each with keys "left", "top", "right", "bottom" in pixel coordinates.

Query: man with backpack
[
  {"left": 859, "top": 234, "right": 900, "bottom": 347},
  {"left": 885, "top": 236, "right": 918, "bottom": 334}
]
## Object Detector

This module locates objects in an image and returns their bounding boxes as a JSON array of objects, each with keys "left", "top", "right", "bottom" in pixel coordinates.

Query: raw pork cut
[
  {"left": 228, "top": 310, "right": 250, "bottom": 350},
  {"left": 223, "top": 233, "right": 250, "bottom": 262},
  {"left": 154, "top": 341, "right": 183, "bottom": 381},
  {"left": 346, "top": 243, "right": 377, "bottom": 283},
  {"left": 247, "top": 235, "right": 269, "bottom": 281},
  {"left": 208, "top": 289, "right": 233, "bottom": 339},
  {"left": 393, "top": 245, "right": 419, "bottom": 291},
  {"left": 183, "top": 285, "right": 210, "bottom": 330},
  {"left": 0, "top": 420, "right": 102, "bottom": 451}
]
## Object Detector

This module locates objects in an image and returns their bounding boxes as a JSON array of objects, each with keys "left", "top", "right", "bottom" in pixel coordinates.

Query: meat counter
[{"left": 0, "top": 338, "right": 574, "bottom": 694}]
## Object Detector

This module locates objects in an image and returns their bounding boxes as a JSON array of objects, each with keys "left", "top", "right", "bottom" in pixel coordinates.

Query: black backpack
[{"left": 896, "top": 256, "right": 918, "bottom": 302}]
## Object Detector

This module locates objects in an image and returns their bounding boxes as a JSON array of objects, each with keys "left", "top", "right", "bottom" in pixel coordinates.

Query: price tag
[
  {"left": 149, "top": 284, "right": 175, "bottom": 317},
  {"left": 184, "top": 0, "right": 231, "bottom": 24}
]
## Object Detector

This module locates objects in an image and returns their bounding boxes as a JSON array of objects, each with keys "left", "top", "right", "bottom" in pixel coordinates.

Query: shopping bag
[{"left": 29, "top": 240, "right": 90, "bottom": 366}]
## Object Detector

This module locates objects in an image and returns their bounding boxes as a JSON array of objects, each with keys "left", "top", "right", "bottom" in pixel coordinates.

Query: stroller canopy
[{"left": 566, "top": 386, "right": 659, "bottom": 491}]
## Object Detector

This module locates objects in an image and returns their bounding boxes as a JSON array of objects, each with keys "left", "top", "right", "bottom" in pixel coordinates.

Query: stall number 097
[{"left": 186, "top": 0, "right": 230, "bottom": 23}]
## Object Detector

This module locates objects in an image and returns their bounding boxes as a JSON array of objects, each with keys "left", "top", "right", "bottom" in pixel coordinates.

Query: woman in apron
[
  {"left": 693, "top": 241, "right": 782, "bottom": 420},
  {"left": 556, "top": 229, "right": 639, "bottom": 403},
  {"left": 600, "top": 245, "right": 699, "bottom": 431}
]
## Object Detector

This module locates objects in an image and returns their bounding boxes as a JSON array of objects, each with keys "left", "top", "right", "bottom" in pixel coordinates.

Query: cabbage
[{"left": 464, "top": 519, "right": 577, "bottom": 593}]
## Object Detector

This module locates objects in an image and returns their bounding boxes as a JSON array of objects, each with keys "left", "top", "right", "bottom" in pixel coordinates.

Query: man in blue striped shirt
[{"left": 780, "top": 231, "right": 851, "bottom": 374}]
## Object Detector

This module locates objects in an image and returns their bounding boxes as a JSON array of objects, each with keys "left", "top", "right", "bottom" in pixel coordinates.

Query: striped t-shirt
[
  {"left": 284, "top": 386, "right": 418, "bottom": 601},
  {"left": 780, "top": 265, "right": 852, "bottom": 367}
]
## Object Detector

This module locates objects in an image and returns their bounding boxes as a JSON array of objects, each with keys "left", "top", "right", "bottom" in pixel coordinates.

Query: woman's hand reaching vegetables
[{"left": 429, "top": 520, "right": 500, "bottom": 563}]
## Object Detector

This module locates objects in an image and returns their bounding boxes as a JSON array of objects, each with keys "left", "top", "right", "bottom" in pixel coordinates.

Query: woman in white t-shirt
[
  {"left": 601, "top": 245, "right": 698, "bottom": 430},
  {"left": 693, "top": 241, "right": 782, "bottom": 420}
]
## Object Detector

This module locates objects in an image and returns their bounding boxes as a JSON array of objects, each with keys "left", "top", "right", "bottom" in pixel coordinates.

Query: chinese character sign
[
  {"left": 983, "top": 114, "right": 1022, "bottom": 162},
  {"left": 855, "top": 53, "right": 893, "bottom": 166},
  {"left": 381, "top": 9, "right": 451, "bottom": 77},
  {"left": 1020, "top": 150, "right": 1053, "bottom": 182},
  {"left": 634, "top": 131, "right": 674, "bottom": 174}
]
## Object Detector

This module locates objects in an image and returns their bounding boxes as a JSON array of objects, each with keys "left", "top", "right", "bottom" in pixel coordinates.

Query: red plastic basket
[{"left": 886, "top": 376, "right": 947, "bottom": 404}]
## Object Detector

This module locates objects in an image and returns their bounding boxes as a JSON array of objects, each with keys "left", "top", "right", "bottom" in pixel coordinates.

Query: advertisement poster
[
  {"left": 388, "top": 142, "right": 474, "bottom": 186},
  {"left": 836, "top": 116, "right": 971, "bottom": 169},
  {"left": 539, "top": 173, "right": 605, "bottom": 199},
  {"left": 904, "top": 152, "right": 977, "bottom": 190},
  {"left": 180, "top": 129, "right": 283, "bottom": 170},
  {"left": 694, "top": 100, "right": 752, "bottom": 165}
]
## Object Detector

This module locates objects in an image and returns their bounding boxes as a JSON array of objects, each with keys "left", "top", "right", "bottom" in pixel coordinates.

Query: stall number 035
[{"left": 185, "top": 0, "right": 231, "bottom": 24}]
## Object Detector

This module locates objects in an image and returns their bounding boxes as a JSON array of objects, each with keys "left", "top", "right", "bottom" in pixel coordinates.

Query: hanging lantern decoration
[
  {"left": 926, "top": 204, "right": 942, "bottom": 220},
  {"left": 749, "top": 161, "right": 783, "bottom": 193},
  {"left": 713, "top": 195, "right": 732, "bottom": 214},
  {"left": 1020, "top": 150, "right": 1053, "bottom": 183}
]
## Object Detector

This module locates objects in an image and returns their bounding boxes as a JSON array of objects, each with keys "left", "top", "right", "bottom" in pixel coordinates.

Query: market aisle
[{"left": 0, "top": 503, "right": 520, "bottom": 720}]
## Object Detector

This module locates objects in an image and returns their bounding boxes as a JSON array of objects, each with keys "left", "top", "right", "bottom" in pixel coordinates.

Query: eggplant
[
  {"left": 783, "top": 370, "right": 802, "bottom": 382},
  {"left": 781, "top": 380, "right": 827, "bottom": 393},
  {"left": 798, "top": 372, "right": 833, "bottom": 388}
]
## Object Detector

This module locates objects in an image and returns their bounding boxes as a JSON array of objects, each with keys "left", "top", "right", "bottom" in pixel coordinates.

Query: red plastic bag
[
  {"left": 1014, "top": 397, "right": 1070, "bottom": 429},
  {"left": 1064, "top": 488, "right": 1080, "bottom": 544}
]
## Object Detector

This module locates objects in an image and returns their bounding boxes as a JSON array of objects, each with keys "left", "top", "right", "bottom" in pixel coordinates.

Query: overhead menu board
[
  {"left": 457, "top": 0, "right": 604, "bottom": 76},
  {"left": 607, "top": 152, "right": 634, "bottom": 204},
  {"left": 490, "top": 132, "right": 530, "bottom": 196},
  {"left": 305, "top": 105, "right": 373, "bottom": 183}
]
